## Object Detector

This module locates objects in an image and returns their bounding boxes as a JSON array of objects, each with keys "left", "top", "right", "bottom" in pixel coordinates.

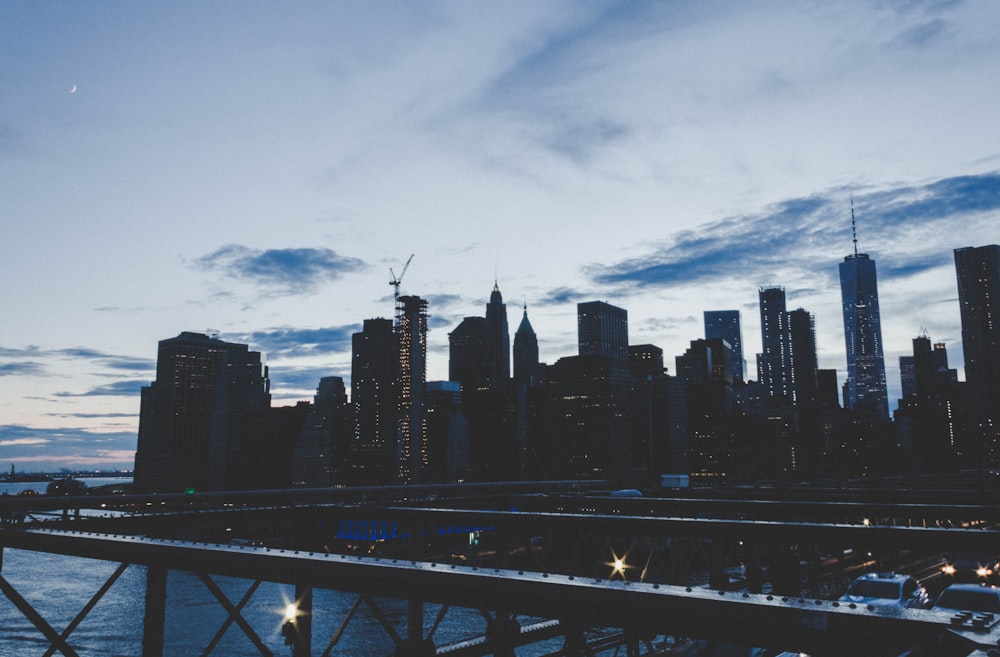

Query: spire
[
  {"left": 851, "top": 198, "right": 859, "bottom": 258},
  {"left": 516, "top": 302, "right": 535, "bottom": 335}
]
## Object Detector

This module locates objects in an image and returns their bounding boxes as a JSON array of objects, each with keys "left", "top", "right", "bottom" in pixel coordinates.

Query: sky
[{"left": 2, "top": 0, "right": 999, "bottom": 472}]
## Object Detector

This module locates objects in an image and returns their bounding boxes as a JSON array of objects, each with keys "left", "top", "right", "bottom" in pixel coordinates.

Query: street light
[{"left": 281, "top": 602, "right": 298, "bottom": 648}]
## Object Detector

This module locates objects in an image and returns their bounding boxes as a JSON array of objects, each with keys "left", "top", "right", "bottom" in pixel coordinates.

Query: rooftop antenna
[{"left": 851, "top": 198, "right": 859, "bottom": 257}]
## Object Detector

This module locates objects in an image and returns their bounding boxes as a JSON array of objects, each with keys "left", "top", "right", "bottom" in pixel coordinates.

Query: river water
[{"left": 0, "top": 479, "right": 557, "bottom": 656}]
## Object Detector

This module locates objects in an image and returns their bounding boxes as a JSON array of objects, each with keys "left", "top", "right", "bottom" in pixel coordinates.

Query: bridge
[{"left": 3, "top": 479, "right": 1000, "bottom": 657}]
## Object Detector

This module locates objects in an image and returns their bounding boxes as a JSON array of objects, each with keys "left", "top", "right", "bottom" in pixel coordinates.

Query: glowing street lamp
[
  {"left": 606, "top": 551, "right": 631, "bottom": 581},
  {"left": 282, "top": 602, "right": 298, "bottom": 648}
]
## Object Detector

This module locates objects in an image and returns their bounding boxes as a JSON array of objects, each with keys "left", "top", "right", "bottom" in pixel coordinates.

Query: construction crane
[{"left": 389, "top": 254, "right": 414, "bottom": 324}]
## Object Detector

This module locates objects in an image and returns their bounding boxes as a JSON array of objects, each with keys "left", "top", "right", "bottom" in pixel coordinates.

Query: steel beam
[{"left": 0, "top": 529, "right": 989, "bottom": 656}]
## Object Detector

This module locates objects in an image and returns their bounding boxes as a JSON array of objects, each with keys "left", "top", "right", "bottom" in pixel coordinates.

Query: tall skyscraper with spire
[
  {"left": 513, "top": 303, "right": 540, "bottom": 385},
  {"left": 485, "top": 281, "right": 511, "bottom": 385},
  {"left": 839, "top": 206, "right": 889, "bottom": 421}
]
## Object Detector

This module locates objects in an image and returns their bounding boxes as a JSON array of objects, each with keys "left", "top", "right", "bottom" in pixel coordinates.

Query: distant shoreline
[{"left": 0, "top": 471, "right": 134, "bottom": 484}]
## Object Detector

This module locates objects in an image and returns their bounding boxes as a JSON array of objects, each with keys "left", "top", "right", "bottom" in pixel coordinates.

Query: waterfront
[
  {"left": 0, "top": 479, "right": 561, "bottom": 656},
  {"left": 0, "top": 544, "right": 543, "bottom": 656}
]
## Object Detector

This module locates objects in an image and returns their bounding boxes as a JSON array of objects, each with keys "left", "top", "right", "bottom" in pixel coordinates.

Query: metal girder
[
  {"left": 319, "top": 504, "right": 1000, "bottom": 556},
  {"left": 0, "top": 573, "right": 81, "bottom": 657},
  {"left": 0, "top": 529, "right": 990, "bottom": 656}
]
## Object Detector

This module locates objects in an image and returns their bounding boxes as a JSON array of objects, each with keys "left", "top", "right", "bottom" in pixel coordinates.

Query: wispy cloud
[
  {"left": 0, "top": 361, "right": 47, "bottom": 376},
  {"left": 268, "top": 365, "right": 350, "bottom": 398},
  {"left": 55, "top": 380, "right": 148, "bottom": 398},
  {"left": 195, "top": 245, "right": 367, "bottom": 294},
  {"left": 0, "top": 437, "right": 50, "bottom": 447},
  {"left": 586, "top": 171, "right": 1000, "bottom": 292},
  {"left": 229, "top": 325, "right": 359, "bottom": 360},
  {"left": 538, "top": 287, "right": 590, "bottom": 306}
]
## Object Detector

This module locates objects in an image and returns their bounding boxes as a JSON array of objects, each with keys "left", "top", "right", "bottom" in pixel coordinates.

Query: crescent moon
[{"left": 69, "top": 85, "right": 77, "bottom": 94}]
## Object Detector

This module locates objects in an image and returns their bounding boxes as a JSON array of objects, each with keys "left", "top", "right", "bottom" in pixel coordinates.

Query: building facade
[
  {"left": 134, "top": 331, "right": 270, "bottom": 493},
  {"left": 955, "top": 245, "right": 1000, "bottom": 446},
  {"left": 704, "top": 310, "right": 746, "bottom": 383},
  {"left": 757, "top": 287, "right": 792, "bottom": 403},
  {"left": 839, "top": 252, "right": 889, "bottom": 421},
  {"left": 578, "top": 301, "right": 629, "bottom": 362}
]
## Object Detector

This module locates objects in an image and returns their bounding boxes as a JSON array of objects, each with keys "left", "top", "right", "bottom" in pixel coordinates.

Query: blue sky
[{"left": 2, "top": 0, "right": 999, "bottom": 471}]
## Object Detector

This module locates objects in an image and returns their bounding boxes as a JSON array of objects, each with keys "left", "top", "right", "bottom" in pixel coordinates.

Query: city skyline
[{"left": 2, "top": 2, "right": 1000, "bottom": 471}]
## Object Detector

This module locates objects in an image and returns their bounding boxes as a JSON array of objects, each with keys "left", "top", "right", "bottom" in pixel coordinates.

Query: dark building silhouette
[
  {"left": 955, "top": 245, "right": 1000, "bottom": 454},
  {"left": 816, "top": 369, "right": 840, "bottom": 408},
  {"left": 227, "top": 402, "right": 310, "bottom": 491},
  {"left": 134, "top": 331, "right": 270, "bottom": 493},
  {"left": 350, "top": 318, "right": 397, "bottom": 485},
  {"left": 704, "top": 310, "right": 746, "bottom": 383},
  {"left": 757, "top": 287, "right": 792, "bottom": 403},
  {"left": 839, "top": 234, "right": 889, "bottom": 421},
  {"left": 629, "top": 345, "right": 689, "bottom": 483},
  {"left": 788, "top": 308, "right": 818, "bottom": 408},
  {"left": 424, "top": 381, "right": 469, "bottom": 482},
  {"left": 513, "top": 303, "right": 542, "bottom": 385},
  {"left": 676, "top": 338, "right": 736, "bottom": 480},
  {"left": 542, "top": 353, "right": 631, "bottom": 480},
  {"left": 292, "top": 377, "right": 352, "bottom": 487},
  {"left": 578, "top": 301, "right": 628, "bottom": 362},
  {"left": 485, "top": 282, "right": 511, "bottom": 384},
  {"left": 894, "top": 334, "right": 965, "bottom": 471},
  {"left": 397, "top": 295, "right": 428, "bottom": 484},
  {"left": 899, "top": 355, "right": 917, "bottom": 400},
  {"left": 449, "top": 316, "right": 489, "bottom": 391}
]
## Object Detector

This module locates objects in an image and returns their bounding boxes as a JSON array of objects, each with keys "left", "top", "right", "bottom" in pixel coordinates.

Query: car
[
  {"left": 838, "top": 572, "right": 930, "bottom": 610},
  {"left": 933, "top": 583, "right": 1000, "bottom": 613},
  {"left": 941, "top": 553, "right": 1000, "bottom": 583}
]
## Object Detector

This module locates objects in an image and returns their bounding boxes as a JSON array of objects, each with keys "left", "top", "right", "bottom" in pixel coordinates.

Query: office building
[
  {"left": 449, "top": 316, "right": 489, "bottom": 391},
  {"left": 955, "top": 245, "right": 1000, "bottom": 439},
  {"left": 839, "top": 239, "right": 889, "bottom": 421},
  {"left": 397, "top": 295, "right": 428, "bottom": 484},
  {"left": 134, "top": 331, "right": 270, "bottom": 493},
  {"left": 350, "top": 318, "right": 397, "bottom": 484},
  {"left": 513, "top": 303, "right": 542, "bottom": 385},
  {"left": 788, "top": 308, "right": 818, "bottom": 408},
  {"left": 757, "top": 287, "right": 792, "bottom": 403},
  {"left": 578, "top": 301, "right": 629, "bottom": 362},
  {"left": 292, "top": 377, "right": 352, "bottom": 487},
  {"left": 704, "top": 310, "right": 746, "bottom": 383},
  {"left": 485, "top": 282, "right": 511, "bottom": 384}
]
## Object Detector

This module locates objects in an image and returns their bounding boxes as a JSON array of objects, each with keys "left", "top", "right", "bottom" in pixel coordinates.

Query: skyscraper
[
  {"left": 757, "top": 287, "right": 792, "bottom": 402},
  {"left": 955, "top": 245, "right": 1000, "bottom": 439},
  {"left": 485, "top": 282, "right": 511, "bottom": 384},
  {"left": 839, "top": 221, "right": 889, "bottom": 421},
  {"left": 788, "top": 308, "right": 818, "bottom": 408},
  {"left": 397, "top": 294, "right": 428, "bottom": 484},
  {"left": 449, "top": 282, "right": 512, "bottom": 391},
  {"left": 292, "top": 377, "right": 351, "bottom": 488},
  {"left": 350, "top": 318, "right": 396, "bottom": 484},
  {"left": 449, "top": 316, "right": 489, "bottom": 391},
  {"left": 578, "top": 301, "right": 628, "bottom": 361},
  {"left": 513, "top": 303, "right": 541, "bottom": 385},
  {"left": 704, "top": 310, "right": 745, "bottom": 383},
  {"left": 134, "top": 331, "right": 269, "bottom": 493}
]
